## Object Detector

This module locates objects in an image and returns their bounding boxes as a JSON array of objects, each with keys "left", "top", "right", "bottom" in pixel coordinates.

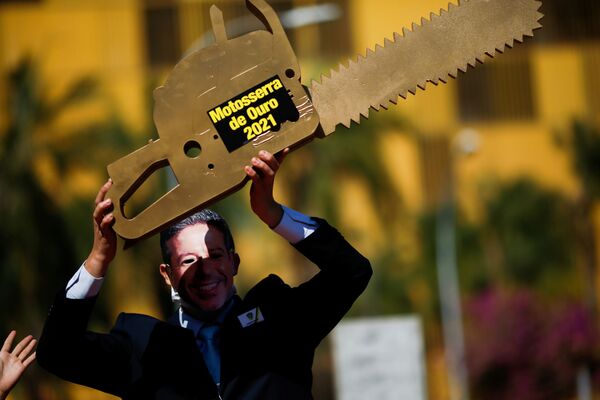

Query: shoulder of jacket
[
  {"left": 114, "top": 312, "right": 162, "bottom": 327},
  {"left": 254, "top": 274, "right": 287, "bottom": 291},
  {"left": 111, "top": 313, "right": 178, "bottom": 359},
  {"left": 243, "top": 274, "right": 289, "bottom": 303}
]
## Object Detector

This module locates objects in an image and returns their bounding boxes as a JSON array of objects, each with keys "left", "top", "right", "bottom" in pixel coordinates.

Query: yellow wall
[
  {"left": 455, "top": 123, "right": 579, "bottom": 220},
  {"left": 0, "top": 0, "right": 147, "bottom": 131},
  {"left": 532, "top": 45, "right": 588, "bottom": 128},
  {"left": 345, "top": 0, "right": 589, "bottom": 213}
]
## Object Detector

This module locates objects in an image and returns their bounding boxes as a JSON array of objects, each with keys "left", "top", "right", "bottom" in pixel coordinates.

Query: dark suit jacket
[{"left": 38, "top": 219, "right": 372, "bottom": 399}]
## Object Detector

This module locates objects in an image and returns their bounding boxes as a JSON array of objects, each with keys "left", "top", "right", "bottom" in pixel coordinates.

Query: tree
[
  {"left": 567, "top": 120, "right": 600, "bottom": 314},
  {"left": 481, "top": 178, "right": 576, "bottom": 290},
  {"left": 0, "top": 58, "right": 139, "bottom": 399}
]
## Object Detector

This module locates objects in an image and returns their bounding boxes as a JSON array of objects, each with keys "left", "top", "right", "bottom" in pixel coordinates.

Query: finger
[
  {"left": 97, "top": 213, "right": 115, "bottom": 240},
  {"left": 2, "top": 330, "right": 16, "bottom": 353},
  {"left": 22, "top": 351, "right": 36, "bottom": 368},
  {"left": 11, "top": 335, "right": 33, "bottom": 356},
  {"left": 257, "top": 150, "right": 279, "bottom": 171},
  {"left": 100, "top": 213, "right": 115, "bottom": 232},
  {"left": 17, "top": 338, "right": 36, "bottom": 361},
  {"left": 93, "top": 199, "right": 113, "bottom": 226},
  {"left": 95, "top": 179, "right": 113, "bottom": 206},
  {"left": 244, "top": 165, "right": 259, "bottom": 182},
  {"left": 251, "top": 157, "right": 275, "bottom": 177},
  {"left": 244, "top": 165, "right": 256, "bottom": 177}
]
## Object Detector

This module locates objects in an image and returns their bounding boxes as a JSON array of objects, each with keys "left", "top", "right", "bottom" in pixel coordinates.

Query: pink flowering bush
[{"left": 465, "top": 289, "right": 598, "bottom": 400}]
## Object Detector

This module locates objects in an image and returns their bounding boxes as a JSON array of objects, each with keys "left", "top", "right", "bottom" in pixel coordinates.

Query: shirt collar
[{"left": 178, "top": 294, "right": 237, "bottom": 334}]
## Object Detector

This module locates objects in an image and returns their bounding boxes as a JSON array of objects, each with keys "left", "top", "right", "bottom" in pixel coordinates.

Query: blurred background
[{"left": 0, "top": 0, "right": 599, "bottom": 398}]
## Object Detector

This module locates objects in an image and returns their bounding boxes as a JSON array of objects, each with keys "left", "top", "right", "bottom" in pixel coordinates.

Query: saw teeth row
[{"left": 310, "top": 0, "right": 543, "bottom": 133}]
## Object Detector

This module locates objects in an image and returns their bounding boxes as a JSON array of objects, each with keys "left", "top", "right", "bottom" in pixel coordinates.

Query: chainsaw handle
[
  {"left": 106, "top": 139, "right": 171, "bottom": 240},
  {"left": 246, "top": 0, "right": 285, "bottom": 36}
]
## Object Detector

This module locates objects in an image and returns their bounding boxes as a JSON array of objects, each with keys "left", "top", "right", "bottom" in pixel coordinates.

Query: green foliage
[
  {"left": 416, "top": 177, "right": 577, "bottom": 298},
  {"left": 0, "top": 59, "right": 89, "bottom": 334},
  {"left": 482, "top": 178, "right": 575, "bottom": 287},
  {"left": 362, "top": 246, "right": 416, "bottom": 315},
  {"left": 417, "top": 209, "right": 488, "bottom": 320},
  {"left": 571, "top": 120, "right": 600, "bottom": 199},
  {"left": 0, "top": 58, "right": 144, "bottom": 397},
  {"left": 287, "top": 112, "right": 408, "bottom": 222}
]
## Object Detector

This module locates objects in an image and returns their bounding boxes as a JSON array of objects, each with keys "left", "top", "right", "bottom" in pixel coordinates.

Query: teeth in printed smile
[{"left": 199, "top": 282, "right": 219, "bottom": 290}]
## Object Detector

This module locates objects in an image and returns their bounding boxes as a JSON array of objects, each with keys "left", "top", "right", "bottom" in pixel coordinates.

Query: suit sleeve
[
  {"left": 37, "top": 291, "right": 133, "bottom": 397},
  {"left": 277, "top": 218, "right": 372, "bottom": 347}
]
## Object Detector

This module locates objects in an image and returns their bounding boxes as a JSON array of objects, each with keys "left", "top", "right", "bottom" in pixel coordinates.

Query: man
[{"left": 38, "top": 150, "right": 372, "bottom": 399}]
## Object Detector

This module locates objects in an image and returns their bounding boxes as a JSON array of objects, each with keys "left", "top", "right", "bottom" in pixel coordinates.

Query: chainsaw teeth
[{"left": 310, "top": 0, "right": 544, "bottom": 135}]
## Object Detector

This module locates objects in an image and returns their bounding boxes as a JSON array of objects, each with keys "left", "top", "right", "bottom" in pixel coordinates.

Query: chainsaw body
[{"left": 107, "top": 0, "right": 319, "bottom": 240}]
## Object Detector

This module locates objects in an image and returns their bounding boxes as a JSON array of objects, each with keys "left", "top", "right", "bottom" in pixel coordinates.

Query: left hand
[
  {"left": 0, "top": 331, "right": 36, "bottom": 400},
  {"left": 86, "top": 179, "right": 117, "bottom": 278},
  {"left": 244, "top": 149, "right": 289, "bottom": 227}
]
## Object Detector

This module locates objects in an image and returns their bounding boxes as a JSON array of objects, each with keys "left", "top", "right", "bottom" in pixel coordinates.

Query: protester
[
  {"left": 38, "top": 149, "right": 371, "bottom": 399},
  {"left": 0, "top": 331, "right": 36, "bottom": 400}
]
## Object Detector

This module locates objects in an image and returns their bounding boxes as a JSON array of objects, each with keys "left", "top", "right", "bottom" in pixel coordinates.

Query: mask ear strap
[{"left": 210, "top": 5, "right": 228, "bottom": 43}]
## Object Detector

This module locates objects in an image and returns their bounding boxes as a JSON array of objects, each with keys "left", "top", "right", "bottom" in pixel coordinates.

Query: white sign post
[{"left": 332, "top": 316, "right": 427, "bottom": 400}]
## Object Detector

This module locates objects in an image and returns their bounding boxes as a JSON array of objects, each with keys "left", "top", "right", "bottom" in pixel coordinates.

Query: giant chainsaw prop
[{"left": 107, "top": 0, "right": 543, "bottom": 241}]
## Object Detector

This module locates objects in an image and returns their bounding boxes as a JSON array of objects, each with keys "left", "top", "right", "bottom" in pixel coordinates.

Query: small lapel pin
[{"left": 238, "top": 307, "right": 264, "bottom": 328}]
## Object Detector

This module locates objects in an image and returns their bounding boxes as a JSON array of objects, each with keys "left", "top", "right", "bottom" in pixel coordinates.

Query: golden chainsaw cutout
[{"left": 106, "top": 0, "right": 543, "bottom": 242}]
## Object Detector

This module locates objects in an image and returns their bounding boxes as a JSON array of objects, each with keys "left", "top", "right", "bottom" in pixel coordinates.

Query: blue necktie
[{"left": 197, "top": 325, "right": 220, "bottom": 385}]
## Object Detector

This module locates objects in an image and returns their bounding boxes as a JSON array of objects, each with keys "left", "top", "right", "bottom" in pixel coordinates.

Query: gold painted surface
[
  {"left": 108, "top": 0, "right": 543, "bottom": 241},
  {"left": 311, "top": 0, "right": 543, "bottom": 134},
  {"left": 107, "top": 0, "right": 320, "bottom": 240}
]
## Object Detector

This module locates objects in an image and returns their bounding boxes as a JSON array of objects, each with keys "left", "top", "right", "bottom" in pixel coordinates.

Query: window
[
  {"left": 143, "top": 0, "right": 352, "bottom": 68},
  {"left": 583, "top": 45, "right": 600, "bottom": 119},
  {"left": 196, "top": 0, "right": 351, "bottom": 58},
  {"left": 315, "top": 0, "right": 352, "bottom": 58},
  {"left": 144, "top": 3, "right": 182, "bottom": 67},
  {"left": 456, "top": 52, "right": 535, "bottom": 122},
  {"left": 535, "top": 0, "right": 600, "bottom": 43},
  {"left": 181, "top": 0, "right": 296, "bottom": 54}
]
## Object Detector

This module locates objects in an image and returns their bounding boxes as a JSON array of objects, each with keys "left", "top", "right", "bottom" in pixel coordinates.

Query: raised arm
[
  {"left": 37, "top": 180, "right": 131, "bottom": 396},
  {"left": 244, "top": 148, "right": 288, "bottom": 228},
  {"left": 85, "top": 179, "right": 118, "bottom": 278},
  {"left": 243, "top": 149, "right": 371, "bottom": 346},
  {"left": 0, "top": 331, "right": 36, "bottom": 400}
]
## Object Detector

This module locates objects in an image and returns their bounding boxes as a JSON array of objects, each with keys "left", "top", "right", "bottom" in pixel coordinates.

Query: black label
[{"left": 207, "top": 76, "right": 299, "bottom": 153}]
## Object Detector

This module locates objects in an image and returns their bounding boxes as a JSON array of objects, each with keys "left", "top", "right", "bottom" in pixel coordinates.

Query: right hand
[
  {"left": 0, "top": 331, "right": 36, "bottom": 400},
  {"left": 85, "top": 179, "right": 117, "bottom": 277}
]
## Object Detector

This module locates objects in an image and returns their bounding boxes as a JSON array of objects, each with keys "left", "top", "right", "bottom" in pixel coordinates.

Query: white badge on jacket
[{"left": 237, "top": 307, "right": 264, "bottom": 328}]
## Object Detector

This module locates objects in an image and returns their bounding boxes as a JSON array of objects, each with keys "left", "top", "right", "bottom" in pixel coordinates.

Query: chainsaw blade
[{"left": 310, "top": 0, "right": 543, "bottom": 135}]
